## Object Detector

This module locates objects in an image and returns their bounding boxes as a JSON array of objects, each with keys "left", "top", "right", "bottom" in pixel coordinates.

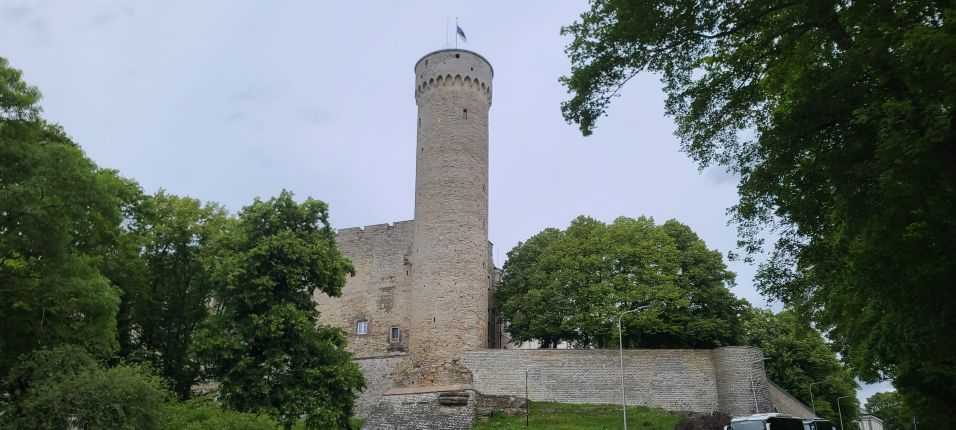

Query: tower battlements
[{"left": 415, "top": 49, "right": 493, "bottom": 103}]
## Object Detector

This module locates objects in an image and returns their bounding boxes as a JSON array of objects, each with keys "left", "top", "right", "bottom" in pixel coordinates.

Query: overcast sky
[{"left": 1, "top": 0, "right": 889, "bottom": 403}]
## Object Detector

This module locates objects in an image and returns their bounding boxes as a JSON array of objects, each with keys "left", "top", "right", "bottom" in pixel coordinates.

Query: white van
[{"left": 724, "top": 413, "right": 806, "bottom": 430}]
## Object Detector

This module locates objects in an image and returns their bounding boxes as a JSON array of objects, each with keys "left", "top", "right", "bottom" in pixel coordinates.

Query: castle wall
[
  {"left": 314, "top": 221, "right": 414, "bottom": 358},
  {"left": 354, "top": 354, "right": 411, "bottom": 418},
  {"left": 460, "top": 347, "right": 774, "bottom": 415}
]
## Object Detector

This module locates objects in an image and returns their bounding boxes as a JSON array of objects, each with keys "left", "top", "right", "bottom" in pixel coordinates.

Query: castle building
[
  {"left": 314, "top": 49, "right": 787, "bottom": 428},
  {"left": 314, "top": 49, "right": 499, "bottom": 387}
]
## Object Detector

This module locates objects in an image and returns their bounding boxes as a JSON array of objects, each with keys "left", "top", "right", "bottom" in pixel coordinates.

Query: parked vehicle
[
  {"left": 724, "top": 413, "right": 806, "bottom": 430},
  {"left": 803, "top": 418, "right": 837, "bottom": 430}
]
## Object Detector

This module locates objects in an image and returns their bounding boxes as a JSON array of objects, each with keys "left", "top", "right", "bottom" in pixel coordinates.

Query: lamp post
[
  {"left": 837, "top": 395, "right": 852, "bottom": 430},
  {"left": 749, "top": 357, "right": 771, "bottom": 413},
  {"left": 618, "top": 304, "right": 654, "bottom": 430},
  {"left": 809, "top": 381, "right": 824, "bottom": 416}
]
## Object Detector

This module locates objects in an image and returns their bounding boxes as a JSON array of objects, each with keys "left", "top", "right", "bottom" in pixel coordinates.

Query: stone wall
[
  {"left": 408, "top": 49, "right": 494, "bottom": 386},
  {"left": 361, "top": 390, "right": 477, "bottom": 430},
  {"left": 460, "top": 347, "right": 773, "bottom": 415},
  {"left": 767, "top": 381, "right": 815, "bottom": 418},
  {"left": 315, "top": 221, "right": 414, "bottom": 358},
  {"left": 354, "top": 354, "right": 411, "bottom": 418}
]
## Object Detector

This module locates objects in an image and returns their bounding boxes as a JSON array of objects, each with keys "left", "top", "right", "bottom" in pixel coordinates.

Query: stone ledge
[{"left": 384, "top": 384, "right": 474, "bottom": 396}]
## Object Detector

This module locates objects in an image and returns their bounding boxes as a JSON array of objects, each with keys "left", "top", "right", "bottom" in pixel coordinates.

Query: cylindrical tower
[{"left": 409, "top": 49, "right": 493, "bottom": 386}]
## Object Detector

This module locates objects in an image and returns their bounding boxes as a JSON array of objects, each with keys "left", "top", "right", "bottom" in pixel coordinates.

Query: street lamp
[
  {"left": 618, "top": 304, "right": 654, "bottom": 430},
  {"left": 837, "top": 395, "right": 852, "bottom": 430},
  {"left": 749, "top": 357, "right": 771, "bottom": 413},
  {"left": 809, "top": 381, "right": 824, "bottom": 416}
]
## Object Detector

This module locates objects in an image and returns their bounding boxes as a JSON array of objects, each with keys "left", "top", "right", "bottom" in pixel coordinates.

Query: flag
[{"left": 456, "top": 25, "right": 467, "bottom": 43}]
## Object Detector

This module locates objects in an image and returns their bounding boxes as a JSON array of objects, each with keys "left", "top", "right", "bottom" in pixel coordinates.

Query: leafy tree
[
  {"left": 0, "top": 57, "right": 136, "bottom": 375},
  {"left": 866, "top": 391, "right": 913, "bottom": 430},
  {"left": 160, "top": 397, "right": 279, "bottom": 430},
  {"left": 497, "top": 215, "right": 748, "bottom": 348},
  {"left": 744, "top": 309, "right": 857, "bottom": 424},
  {"left": 1, "top": 346, "right": 170, "bottom": 430},
  {"left": 192, "top": 190, "right": 363, "bottom": 429},
  {"left": 560, "top": 1, "right": 956, "bottom": 423},
  {"left": 119, "top": 191, "right": 231, "bottom": 398}
]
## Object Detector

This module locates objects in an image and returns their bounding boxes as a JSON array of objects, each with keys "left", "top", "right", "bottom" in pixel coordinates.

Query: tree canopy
[
  {"left": 192, "top": 191, "right": 362, "bottom": 430},
  {"left": 744, "top": 309, "right": 857, "bottom": 424},
  {"left": 561, "top": 1, "right": 956, "bottom": 423},
  {"left": 497, "top": 215, "right": 748, "bottom": 349}
]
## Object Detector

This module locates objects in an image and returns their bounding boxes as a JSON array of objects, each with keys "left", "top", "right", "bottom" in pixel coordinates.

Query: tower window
[
  {"left": 390, "top": 326, "right": 400, "bottom": 342},
  {"left": 455, "top": 53, "right": 460, "bottom": 58},
  {"left": 356, "top": 320, "right": 368, "bottom": 335},
  {"left": 463, "top": 109, "right": 468, "bottom": 120}
]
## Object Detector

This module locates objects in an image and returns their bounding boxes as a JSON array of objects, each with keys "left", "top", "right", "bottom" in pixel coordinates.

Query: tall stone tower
[{"left": 409, "top": 49, "right": 493, "bottom": 386}]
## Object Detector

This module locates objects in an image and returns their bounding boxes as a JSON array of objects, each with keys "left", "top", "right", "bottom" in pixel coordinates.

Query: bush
[
  {"left": 160, "top": 397, "right": 278, "bottom": 430},
  {"left": 675, "top": 412, "right": 732, "bottom": 430},
  {"left": 1, "top": 346, "right": 169, "bottom": 429}
]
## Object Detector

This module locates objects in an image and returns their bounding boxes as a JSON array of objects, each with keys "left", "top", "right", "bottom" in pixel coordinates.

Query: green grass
[
  {"left": 473, "top": 402, "right": 682, "bottom": 430},
  {"left": 291, "top": 418, "right": 364, "bottom": 429}
]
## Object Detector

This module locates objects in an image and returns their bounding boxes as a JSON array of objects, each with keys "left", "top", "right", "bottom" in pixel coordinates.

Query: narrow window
[
  {"left": 455, "top": 53, "right": 460, "bottom": 58},
  {"left": 356, "top": 320, "right": 368, "bottom": 335},
  {"left": 390, "top": 326, "right": 400, "bottom": 342},
  {"left": 463, "top": 109, "right": 468, "bottom": 120}
]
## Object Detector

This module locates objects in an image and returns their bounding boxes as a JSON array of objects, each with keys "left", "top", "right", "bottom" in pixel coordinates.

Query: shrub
[
  {"left": 675, "top": 412, "right": 732, "bottom": 430},
  {"left": 160, "top": 397, "right": 278, "bottom": 430}
]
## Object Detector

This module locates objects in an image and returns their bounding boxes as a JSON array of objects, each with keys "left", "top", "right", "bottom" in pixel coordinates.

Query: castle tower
[{"left": 409, "top": 49, "right": 493, "bottom": 385}]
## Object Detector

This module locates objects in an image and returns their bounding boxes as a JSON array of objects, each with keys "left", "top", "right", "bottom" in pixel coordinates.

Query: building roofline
[{"left": 415, "top": 49, "right": 494, "bottom": 77}]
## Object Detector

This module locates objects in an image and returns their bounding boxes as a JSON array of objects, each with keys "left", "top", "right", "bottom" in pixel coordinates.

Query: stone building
[
  {"left": 314, "top": 49, "right": 499, "bottom": 388},
  {"left": 313, "top": 48, "right": 785, "bottom": 428}
]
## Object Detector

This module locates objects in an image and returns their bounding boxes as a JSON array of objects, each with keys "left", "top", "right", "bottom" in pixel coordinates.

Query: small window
[
  {"left": 356, "top": 320, "right": 368, "bottom": 335},
  {"left": 390, "top": 326, "right": 400, "bottom": 342},
  {"left": 463, "top": 109, "right": 468, "bottom": 120},
  {"left": 455, "top": 53, "right": 460, "bottom": 58}
]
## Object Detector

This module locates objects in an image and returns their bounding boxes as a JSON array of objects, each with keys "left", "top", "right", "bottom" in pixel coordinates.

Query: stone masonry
[{"left": 315, "top": 49, "right": 496, "bottom": 388}]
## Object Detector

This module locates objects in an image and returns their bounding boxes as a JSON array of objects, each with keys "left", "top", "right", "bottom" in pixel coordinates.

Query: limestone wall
[
  {"left": 315, "top": 221, "right": 414, "bottom": 358},
  {"left": 408, "top": 49, "right": 493, "bottom": 385},
  {"left": 460, "top": 347, "right": 773, "bottom": 415},
  {"left": 768, "top": 380, "right": 815, "bottom": 418},
  {"left": 354, "top": 354, "right": 411, "bottom": 418}
]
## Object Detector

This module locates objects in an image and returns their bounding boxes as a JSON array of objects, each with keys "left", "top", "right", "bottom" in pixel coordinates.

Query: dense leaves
[
  {"left": 192, "top": 191, "right": 363, "bottom": 429},
  {"left": 562, "top": 1, "right": 956, "bottom": 424},
  {"left": 0, "top": 57, "right": 138, "bottom": 375},
  {"left": 1, "top": 346, "right": 170, "bottom": 430},
  {"left": 497, "top": 216, "right": 748, "bottom": 348},
  {"left": 744, "top": 309, "right": 857, "bottom": 424},
  {"left": 865, "top": 391, "right": 913, "bottom": 430},
  {"left": 119, "top": 191, "right": 231, "bottom": 398}
]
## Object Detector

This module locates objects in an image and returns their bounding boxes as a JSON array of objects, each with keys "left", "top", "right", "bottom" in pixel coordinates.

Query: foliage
[
  {"left": 497, "top": 215, "right": 748, "bottom": 348},
  {"left": 561, "top": 0, "right": 956, "bottom": 421},
  {"left": 192, "top": 190, "right": 363, "bottom": 429},
  {"left": 744, "top": 309, "right": 857, "bottom": 423},
  {"left": 675, "top": 412, "right": 732, "bottom": 430},
  {"left": 1, "top": 346, "right": 170, "bottom": 430},
  {"left": 118, "top": 190, "right": 231, "bottom": 398},
  {"left": 0, "top": 57, "right": 140, "bottom": 376},
  {"left": 160, "top": 397, "right": 279, "bottom": 430},
  {"left": 472, "top": 402, "right": 681, "bottom": 430},
  {"left": 865, "top": 391, "right": 913, "bottom": 430}
]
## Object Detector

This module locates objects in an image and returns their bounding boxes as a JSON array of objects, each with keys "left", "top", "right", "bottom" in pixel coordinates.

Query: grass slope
[{"left": 473, "top": 402, "right": 682, "bottom": 430}]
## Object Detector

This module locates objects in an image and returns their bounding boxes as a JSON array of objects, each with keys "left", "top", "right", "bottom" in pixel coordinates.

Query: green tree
[
  {"left": 560, "top": 1, "right": 956, "bottom": 423},
  {"left": 0, "top": 57, "right": 136, "bottom": 375},
  {"left": 192, "top": 190, "right": 363, "bottom": 429},
  {"left": 744, "top": 308, "right": 857, "bottom": 424},
  {"left": 865, "top": 391, "right": 913, "bottom": 430},
  {"left": 497, "top": 216, "right": 748, "bottom": 348},
  {"left": 119, "top": 191, "right": 231, "bottom": 398},
  {"left": 1, "top": 346, "right": 170, "bottom": 430}
]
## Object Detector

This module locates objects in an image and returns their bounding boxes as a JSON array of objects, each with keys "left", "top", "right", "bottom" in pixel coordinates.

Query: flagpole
[
  {"left": 455, "top": 17, "right": 458, "bottom": 49},
  {"left": 446, "top": 16, "right": 449, "bottom": 48}
]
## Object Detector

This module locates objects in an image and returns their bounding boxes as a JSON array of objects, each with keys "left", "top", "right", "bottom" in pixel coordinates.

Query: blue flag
[{"left": 456, "top": 25, "right": 467, "bottom": 43}]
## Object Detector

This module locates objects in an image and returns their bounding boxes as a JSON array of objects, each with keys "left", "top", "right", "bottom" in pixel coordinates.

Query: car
[
  {"left": 803, "top": 418, "right": 837, "bottom": 430},
  {"left": 724, "top": 413, "right": 806, "bottom": 430}
]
